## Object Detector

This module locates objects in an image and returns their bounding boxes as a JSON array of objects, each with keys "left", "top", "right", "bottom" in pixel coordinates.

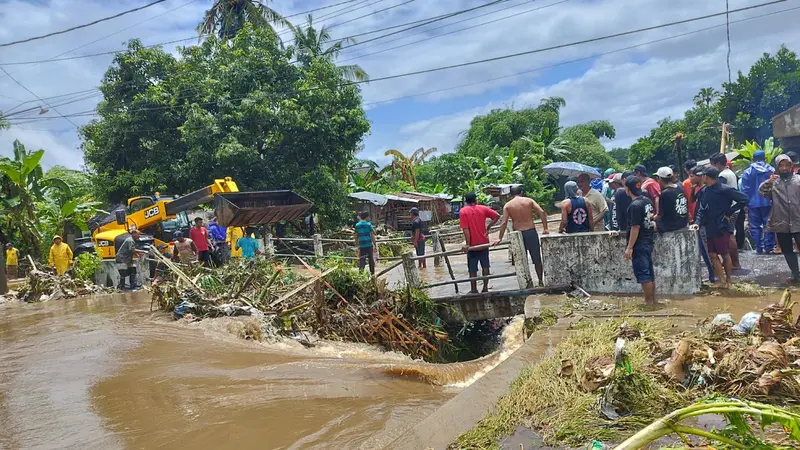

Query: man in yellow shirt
[
  {"left": 5, "top": 243, "right": 19, "bottom": 279},
  {"left": 48, "top": 235, "right": 73, "bottom": 275},
  {"left": 226, "top": 226, "right": 245, "bottom": 259}
]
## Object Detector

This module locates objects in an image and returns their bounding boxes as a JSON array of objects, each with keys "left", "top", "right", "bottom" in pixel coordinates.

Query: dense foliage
[{"left": 81, "top": 26, "right": 370, "bottom": 227}]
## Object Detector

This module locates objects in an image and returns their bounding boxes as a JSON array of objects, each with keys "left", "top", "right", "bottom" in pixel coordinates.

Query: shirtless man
[{"left": 493, "top": 186, "right": 550, "bottom": 286}]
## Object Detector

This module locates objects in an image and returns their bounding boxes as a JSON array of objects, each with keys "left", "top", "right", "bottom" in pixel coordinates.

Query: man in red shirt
[
  {"left": 459, "top": 192, "right": 501, "bottom": 293},
  {"left": 189, "top": 217, "right": 213, "bottom": 267}
]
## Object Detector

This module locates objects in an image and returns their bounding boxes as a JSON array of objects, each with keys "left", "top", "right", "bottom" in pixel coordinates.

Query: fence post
[
  {"left": 509, "top": 230, "right": 533, "bottom": 289},
  {"left": 432, "top": 231, "right": 441, "bottom": 267},
  {"left": 402, "top": 251, "right": 422, "bottom": 289},
  {"left": 313, "top": 234, "right": 324, "bottom": 257},
  {"left": 0, "top": 249, "right": 6, "bottom": 294},
  {"left": 263, "top": 231, "right": 274, "bottom": 259}
]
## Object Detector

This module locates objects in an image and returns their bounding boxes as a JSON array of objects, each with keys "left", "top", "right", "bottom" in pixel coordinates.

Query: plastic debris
[{"left": 733, "top": 311, "right": 760, "bottom": 334}]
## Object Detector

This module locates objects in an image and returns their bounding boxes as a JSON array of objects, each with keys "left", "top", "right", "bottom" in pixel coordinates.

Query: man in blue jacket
[{"left": 741, "top": 150, "right": 776, "bottom": 253}]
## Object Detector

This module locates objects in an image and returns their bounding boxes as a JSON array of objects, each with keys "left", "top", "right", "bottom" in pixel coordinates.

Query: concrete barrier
[{"left": 540, "top": 229, "right": 701, "bottom": 295}]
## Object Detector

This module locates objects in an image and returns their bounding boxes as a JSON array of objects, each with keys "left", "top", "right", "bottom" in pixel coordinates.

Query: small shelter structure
[
  {"left": 773, "top": 104, "right": 800, "bottom": 153},
  {"left": 483, "top": 184, "right": 523, "bottom": 211}
]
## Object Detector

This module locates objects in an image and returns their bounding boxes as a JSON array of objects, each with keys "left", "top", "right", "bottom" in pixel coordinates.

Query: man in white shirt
[{"left": 577, "top": 173, "right": 608, "bottom": 230}]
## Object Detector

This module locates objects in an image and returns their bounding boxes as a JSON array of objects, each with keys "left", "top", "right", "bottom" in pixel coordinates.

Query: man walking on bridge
[
  {"left": 460, "top": 192, "right": 500, "bottom": 294},
  {"left": 494, "top": 186, "right": 549, "bottom": 286}
]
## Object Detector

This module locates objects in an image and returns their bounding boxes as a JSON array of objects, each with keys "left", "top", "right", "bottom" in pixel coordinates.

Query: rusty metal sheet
[{"left": 214, "top": 191, "right": 313, "bottom": 228}]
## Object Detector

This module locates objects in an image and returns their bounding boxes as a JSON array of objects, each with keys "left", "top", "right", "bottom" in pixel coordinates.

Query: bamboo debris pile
[
  {"left": 152, "top": 253, "right": 448, "bottom": 360},
  {"left": 16, "top": 269, "right": 114, "bottom": 303}
]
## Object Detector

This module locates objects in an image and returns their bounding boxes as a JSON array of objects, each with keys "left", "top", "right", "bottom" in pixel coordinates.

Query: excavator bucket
[{"left": 214, "top": 191, "right": 313, "bottom": 228}]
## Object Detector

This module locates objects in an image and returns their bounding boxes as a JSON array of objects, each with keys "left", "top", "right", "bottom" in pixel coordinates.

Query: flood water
[{"left": 0, "top": 291, "right": 532, "bottom": 450}]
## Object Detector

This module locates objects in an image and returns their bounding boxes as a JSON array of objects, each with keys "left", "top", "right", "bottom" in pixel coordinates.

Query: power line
[
  {"left": 285, "top": 0, "right": 362, "bottom": 18},
  {"left": 327, "top": 0, "right": 417, "bottom": 30},
  {"left": 10, "top": 0, "right": 785, "bottom": 123},
  {"left": 0, "top": 0, "right": 169, "bottom": 48},
  {"left": 12, "top": 4, "right": 800, "bottom": 133},
  {"left": 0, "top": 67, "right": 79, "bottom": 127},
  {"left": 725, "top": 0, "right": 733, "bottom": 84},
  {"left": 340, "top": 0, "right": 571, "bottom": 63}
]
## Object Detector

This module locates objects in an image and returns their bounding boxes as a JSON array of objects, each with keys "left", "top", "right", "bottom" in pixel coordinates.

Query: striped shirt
[{"left": 354, "top": 221, "right": 375, "bottom": 248}]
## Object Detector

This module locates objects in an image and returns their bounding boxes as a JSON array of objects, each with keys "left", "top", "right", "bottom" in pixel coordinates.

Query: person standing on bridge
[
  {"left": 577, "top": 173, "right": 607, "bottom": 231},
  {"left": 623, "top": 175, "right": 657, "bottom": 307},
  {"left": 410, "top": 208, "right": 426, "bottom": 270},
  {"left": 460, "top": 192, "right": 500, "bottom": 294},
  {"left": 493, "top": 186, "right": 549, "bottom": 286},
  {"left": 354, "top": 212, "right": 377, "bottom": 275},
  {"left": 559, "top": 181, "right": 593, "bottom": 234},
  {"left": 759, "top": 154, "right": 800, "bottom": 284}
]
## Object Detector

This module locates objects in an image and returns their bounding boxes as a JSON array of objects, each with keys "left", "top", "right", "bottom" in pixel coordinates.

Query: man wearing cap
[
  {"left": 623, "top": 175, "right": 657, "bottom": 306},
  {"left": 655, "top": 167, "right": 688, "bottom": 233},
  {"left": 410, "top": 207, "right": 426, "bottom": 269},
  {"left": 48, "top": 235, "right": 73, "bottom": 275},
  {"left": 494, "top": 185, "right": 550, "bottom": 286},
  {"left": 577, "top": 173, "right": 607, "bottom": 230},
  {"left": 741, "top": 150, "right": 776, "bottom": 254},
  {"left": 692, "top": 167, "right": 748, "bottom": 289},
  {"left": 611, "top": 171, "right": 634, "bottom": 231},
  {"left": 5, "top": 243, "right": 19, "bottom": 279},
  {"left": 602, "top": 171, "right": 619, "bottom": 230},
  {"left": 460, "top": 192, "right": 501, "bottom": 293},
  {"left": 116, "top": 229, "right": 146, "bottom": 290},
  {"left": 759, "top": 154, "right": 800, "bottom": 284}
]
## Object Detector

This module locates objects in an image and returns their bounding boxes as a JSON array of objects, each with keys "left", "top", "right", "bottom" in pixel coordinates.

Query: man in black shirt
[
  {"left": 654, "top": 166, "right": 688, "bottom": 232},
  {"left": 624, "top": 175, "right": 657, "bottom": 306},
  {"left": 611, "top": 171, "right": 634, "bottom": 231}
]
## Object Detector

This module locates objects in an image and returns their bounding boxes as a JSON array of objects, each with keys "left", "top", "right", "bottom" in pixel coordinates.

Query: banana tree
[
  {"left": 733, "top": 137, "right": 783, "bottom": 174},
  {"left": 383, "top": 147, "right": 437, "bottom": 190},
  {"left": 0, "top": 140, "right": 71, "bottom": 257},
  {"left": 37, "top": 196, "right": 105, "bottom": 238}
]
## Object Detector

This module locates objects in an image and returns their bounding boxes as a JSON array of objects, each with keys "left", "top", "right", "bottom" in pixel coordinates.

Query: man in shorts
[
  {"left": 460, "top": 192, "right": 501, "bottom": 293},
  {"left": 623, "top": 176, "right": 657, "bottom": 307},
  {"left": 493, "top": 185, "right": 550, "bottom": 286},
  {"left": 691, "top": 166, "right": 748, "bottom": 289},
  {"left": 410, "top": 208, "right": 426, "bottom": 269}
]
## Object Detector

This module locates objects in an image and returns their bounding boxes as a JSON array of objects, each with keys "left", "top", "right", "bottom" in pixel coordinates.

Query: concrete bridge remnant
[{"left": 540, "top": 229, "right": 701, "bottom": 295}]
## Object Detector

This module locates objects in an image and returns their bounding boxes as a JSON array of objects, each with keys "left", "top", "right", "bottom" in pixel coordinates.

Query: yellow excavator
[
  {"left": 78, "top": 178, "right": 314, "bottom": 261},
  {"left": 80, "top": 178, "right": 243, "bottom": 261}
]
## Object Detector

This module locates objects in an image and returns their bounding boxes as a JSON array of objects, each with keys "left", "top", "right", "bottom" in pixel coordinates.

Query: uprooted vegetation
[
  {"left": 152, "top": 258, "right": 456, "bottom": 361},
  {"left": 15, "top": 269, "right": 114, "bottom": 302},
  {"left": 452, "top": 289, "right": 800, "bottom": 449}
]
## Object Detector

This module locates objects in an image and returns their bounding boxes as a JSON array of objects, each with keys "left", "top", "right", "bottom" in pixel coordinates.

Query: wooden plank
[{"left": 268, "top": 267, "right": 336, "bottom": 307}]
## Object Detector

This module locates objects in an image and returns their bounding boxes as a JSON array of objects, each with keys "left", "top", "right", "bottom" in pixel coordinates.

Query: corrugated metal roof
[
  {"left": 402, "top": 191, "right": 453, "bottom": 201},
  {"left": 385, "top": 194, "right": 419, "bottom": 204},
  {"left": 349, "top": 191, "right": 388, "bottom": 206}
]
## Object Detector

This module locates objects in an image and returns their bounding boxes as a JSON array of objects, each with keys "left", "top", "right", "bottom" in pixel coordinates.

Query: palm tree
[
  {"left": 693, "top": 87, "right": 720, "bottom": 107},
  {"left": 198, "top": 0, "right": 288, "bottom": 41},
  {"left": 290, "top": 14, "right": 369, "bottom": 81},
  {"left": 383, "top": 147, "right": 436, "bottom": 190}
]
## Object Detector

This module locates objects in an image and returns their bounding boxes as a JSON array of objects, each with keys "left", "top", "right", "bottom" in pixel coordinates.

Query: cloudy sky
[{"left": 0, "top": 0, "right": 798, "bottom": 170}]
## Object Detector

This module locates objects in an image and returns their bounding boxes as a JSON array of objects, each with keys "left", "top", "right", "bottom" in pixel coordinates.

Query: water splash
[{"left": 381, "top": 316, "right": 526, "bottom": 387}]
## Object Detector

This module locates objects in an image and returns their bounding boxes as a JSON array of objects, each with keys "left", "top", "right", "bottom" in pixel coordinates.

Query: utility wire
[
  {"left": 9, "top": 0, "right": 785, "bottom": 123},
  {"left": 340, "top": 0, "right": 571, "bottom": 63},
  {"left": 0, "top": 67, "right": 79, "bottom": 127},
  {"left": 326, "top": 0, "right": 416, "bottom": 30},
  {"left": 0, "top": 0, "right": 168, "bottom": 48},
  {"left": 12, "top": 3, "right": 800, "bottom": 132},
  {"left": 285, "top": 0, "right": 362, "bottom": 18},
  {"left": 725, "top": 0, "right": 733, "bottom": 84}
]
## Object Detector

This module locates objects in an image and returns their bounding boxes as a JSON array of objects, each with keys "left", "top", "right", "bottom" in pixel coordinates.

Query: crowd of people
[{"left": 350, "top": 150, "right": 800, "bottom": 306}]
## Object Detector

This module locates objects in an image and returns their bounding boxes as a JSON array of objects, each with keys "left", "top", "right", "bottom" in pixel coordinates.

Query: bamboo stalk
[{"left": 268, "top": 267, "right": 336, "bottom": 307}]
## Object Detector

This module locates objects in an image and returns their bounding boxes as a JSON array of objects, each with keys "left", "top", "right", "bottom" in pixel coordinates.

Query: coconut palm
[
  {"left": 198, "top": 0, "right": 288, "bottom": 41},
  {"left": 290, "top": 14, "right": 369, "bottom": 81},
  {"left": 693, "top": 87, "right": 720, "bottom": 107},
  {"left": 383, "top": 147, "right": 437, "bottom": 190}
]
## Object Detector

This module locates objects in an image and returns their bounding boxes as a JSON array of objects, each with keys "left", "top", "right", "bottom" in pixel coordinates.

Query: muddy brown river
[{"left": 0, "top": 292, "right": 500, "bottom": 450}]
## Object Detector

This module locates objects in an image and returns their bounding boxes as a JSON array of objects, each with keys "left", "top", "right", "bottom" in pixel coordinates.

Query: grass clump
[{"left": 451, "top": 319, "right": 690, "bottom": 449}]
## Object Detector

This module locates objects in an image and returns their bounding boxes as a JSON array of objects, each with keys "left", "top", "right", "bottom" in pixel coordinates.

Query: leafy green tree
[
  {"left": 416, "top": 153, "right": 474, "bottom": 196},
  {"left": 456, "top": 105, "right": 560, "bottom": 159},
  {"left": 609, "top": 147, "right": 630, "bottom": 165},
  {"left": 719, "top": 45, "right": 800, "bottom": 144},
  {"left": 560, "top": 123, "right": 618, "bottom": 170},
  {"left": 290, "top": 14, "right": 368, "bottom": 82},
  {"left": 198, "top": 0, "right": 287, "bottom": 41},
  {"left": 81, "top": 27, "right": 369, "bottom": 227}
]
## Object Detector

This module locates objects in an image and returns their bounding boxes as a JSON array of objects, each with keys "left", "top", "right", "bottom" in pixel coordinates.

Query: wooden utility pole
[{"left": 719, "top": 122, "right": 728, "bottom": 154}]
